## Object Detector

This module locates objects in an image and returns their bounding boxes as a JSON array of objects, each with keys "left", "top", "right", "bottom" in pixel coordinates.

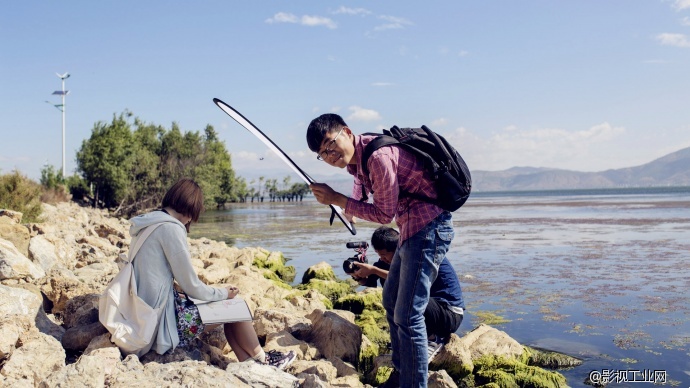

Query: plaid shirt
[{"left": 345, "top": 135, "right": 443, "bottom": 243}]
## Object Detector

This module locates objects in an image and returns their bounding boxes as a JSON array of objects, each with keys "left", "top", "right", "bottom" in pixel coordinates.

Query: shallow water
[{"left": 190, "top": 188, "right": 690, "bottom": 387}]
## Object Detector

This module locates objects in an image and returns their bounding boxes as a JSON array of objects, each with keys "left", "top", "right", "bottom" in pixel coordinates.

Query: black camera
[{"left": 342, "top": 241, "right": 369, "bottom": 274}]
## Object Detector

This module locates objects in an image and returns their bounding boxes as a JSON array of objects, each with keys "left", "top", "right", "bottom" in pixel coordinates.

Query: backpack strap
[{"left": 125, "top": 223, "right": 166, "bottom": 265}]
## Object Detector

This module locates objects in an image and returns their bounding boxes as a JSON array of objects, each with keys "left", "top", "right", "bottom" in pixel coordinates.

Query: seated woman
[{"left": 128, "top": 177, "right": 295, "bottom": 370}]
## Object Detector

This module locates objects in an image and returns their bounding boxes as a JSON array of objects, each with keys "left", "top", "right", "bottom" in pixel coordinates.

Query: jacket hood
[{"left": 129, "top": 210, "right": 185, "bottom": 237}]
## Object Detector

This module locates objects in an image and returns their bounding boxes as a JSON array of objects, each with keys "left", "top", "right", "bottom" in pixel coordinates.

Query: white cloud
[
  {"left": 371, "top": 82, "right": 395, "bottom": 87},
  {"left": 439, "top": 47, "right": 450, "bottom": 56},
  {"left": 681, "top": 16, "right": 690, "bottom": 26},
  {"left": 458, "top": 50, "right": 469, "bottom": 57},
  {"left": 234, "top": 150, "right": 261, "bottom": 162},
  {"left": 302, "top": 15, "right": 337, "bottom": 29},
  {"left": 643, "top": 59, "right": 670, "bottom": 64},
  {"left": 265, "top": 12, "right": 298, "bottom": 24},
  {"left": 431, "top": 118, "right": 448, "bottom": 127},
  {"left": 346, "top": 106, "right": 382, "bottom": 122},
  {"left": 656, "top": 33, "right": 690, "bottom": 47},
  {"left": 442, "top": 123, "right": 626, "bottom": 171},
  {"left": 265, "top": 12, "right": 337, "bottom": 29},
  {"left": 373, "top": 15, "right": 413, "bottom": 31},
  {"left": 673, "top": 0, "right": 690, "bottom": 10},
  {"left": 332, "top": 6, "right": 371, "bottom": 16}
]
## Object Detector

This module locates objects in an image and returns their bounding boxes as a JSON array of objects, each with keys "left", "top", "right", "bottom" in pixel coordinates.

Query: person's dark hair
[
  {"left": 162, "top": 178, "right": 204, "bottom": 231},
  {"left": 306, "top": 113, "right": 348, "bottom": 152},
  {"left": 371, "top": 226, "right": 399, "bottom": 252}
]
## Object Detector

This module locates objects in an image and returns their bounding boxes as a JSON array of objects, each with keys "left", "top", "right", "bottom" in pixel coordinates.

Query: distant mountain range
[
  {"left": 470, "top": 146, "right": 690, "bottom": 191},
  {"left": 313, "top": 146, "right": 690, "bottom": 193}
]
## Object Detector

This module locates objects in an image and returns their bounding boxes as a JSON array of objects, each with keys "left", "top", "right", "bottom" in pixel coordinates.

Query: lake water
[{"left": 190, "top": 187, "right": 690, "bottom": 387}]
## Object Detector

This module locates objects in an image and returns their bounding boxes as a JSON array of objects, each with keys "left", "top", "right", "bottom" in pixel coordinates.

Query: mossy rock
[
  {"left": 301, "top": 261, "right": 338, "bottom": 283},
  {"left": 524, "top": 346, "right": 583, "bottom": 369},
  {"left": 474, "top": 355, "right": 568, "bottom": 388},
  {"left": 284, "top": 288, "right": 333, "bottom": 309},
  {"left": 253, "top": 251, "right": 296, "bottom": 282},
  {"left": 296, "top": 278, "right": 354, "bottom": 303},
  {"left": 368, "top": 365, "right": 394, "bottom": 386},
  {"left": 356, "top": 313, "right": 390, "bottom": 350},
  {"left": 261, "top": 271, "right": 293, "bottom": 290},
  {"left": 358, "top": 335, "right": 380, "bottom": 374},
  {"left": 333, "top": 288, "right": 385, "bottom": 315}
]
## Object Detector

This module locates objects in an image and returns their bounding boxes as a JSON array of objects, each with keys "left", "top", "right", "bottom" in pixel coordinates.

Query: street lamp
[{"left": 48, "top": 72, "right": 70, "bottom": 177}]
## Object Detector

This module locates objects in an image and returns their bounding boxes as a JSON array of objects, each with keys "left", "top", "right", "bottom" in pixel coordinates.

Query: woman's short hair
[
  {"left": 162, "top": 178, "right": 204, "bottom": 230},
  {"left": 306, "top": 113, "right": 348, "bottom": 152},
  {"left": 371, "top": 226, "right": 400, "bottom": 252}
]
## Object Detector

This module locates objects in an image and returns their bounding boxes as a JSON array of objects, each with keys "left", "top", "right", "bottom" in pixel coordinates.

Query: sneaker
[
  {"left": 377, "top": 369, "right": 400, "bottom": 388},
  {"left": 265, "top": 349, "right": 296, "bottom": 370},
  {"left": 427, "top": 338, "right": 444, "bottom": 364}
]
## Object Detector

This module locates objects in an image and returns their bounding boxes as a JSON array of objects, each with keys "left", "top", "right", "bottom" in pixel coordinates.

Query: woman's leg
[{"left": 223, "top": 321, "right": 263, "bottom": 362}]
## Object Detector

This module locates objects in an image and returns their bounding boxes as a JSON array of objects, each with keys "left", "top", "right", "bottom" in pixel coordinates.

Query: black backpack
[{"left": 361, "top": 125, "right": 472, "bottom": 212}]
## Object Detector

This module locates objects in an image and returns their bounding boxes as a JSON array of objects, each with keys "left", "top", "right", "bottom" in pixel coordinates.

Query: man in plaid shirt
[{"left": 307, "top": 113, "right": 456, "bottom": 388}]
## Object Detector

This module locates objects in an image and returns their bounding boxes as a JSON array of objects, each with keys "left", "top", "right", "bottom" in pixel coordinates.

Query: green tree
[
  {"left": 75, "top": 112, "right": 239, "bottom": 215},
  {"left": 40, "top": 164, "right": 64, "bottom": 189},
  {"left": 76, "top": 113, "right": 134, "bottom": 208}
]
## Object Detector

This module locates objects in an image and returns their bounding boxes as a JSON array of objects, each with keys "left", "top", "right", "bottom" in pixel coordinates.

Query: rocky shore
[{"left": 0, "top": 202, "right": 581, "bottom": 387}]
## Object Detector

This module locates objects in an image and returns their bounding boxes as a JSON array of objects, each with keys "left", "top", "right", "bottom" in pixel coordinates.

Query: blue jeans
[{"left": 383, "top": 211, "right": 454, "bottom": 387}]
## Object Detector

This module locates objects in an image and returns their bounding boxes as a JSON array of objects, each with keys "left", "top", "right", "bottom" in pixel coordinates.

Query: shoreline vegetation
[{"left": 0, "top": 201, "right": 582, "bottom": 387}]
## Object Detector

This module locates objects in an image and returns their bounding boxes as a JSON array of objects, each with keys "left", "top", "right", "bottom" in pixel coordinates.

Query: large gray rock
[
  {"left": 62, "top": 293, "right": 100, "bottom": 328},
  {"left": 28, "top": 235, "right": 59, "bottom": 272},
  {"left": 0, "top": 209, "right": 23, "bottom": 224},
  {"left": 459, "top": 323, "right": 524, "bottom": 360},
  {"left": 0, "top": 284, "right": 43, "bottom": 358},
  {"left": 306, "top": 309, "right": 361, "bottom": 365},
  {"left": 108, "top": 355, "right": 249, "bottom": 387},
  {"left": 39, "top": 354, "right": 106, "bottom": 388},
  {"left": 0, "top": 322, "right": 22, "bottom": 360},
  {"left": 285, "top": 359, "right": 337, "bottom": 382},
  {"left": 0, "top": 223, "right": 30, "bottom": 257},
  {"left": 225, "top": 361, "right": 299, "bottom": 387},
  {"left": 0, "top": 237, "right": 45, "bottom": 281},
  {"left": 0, "top": 332, "right": 65, "bottom": 385},
  {"left": 0, "top": 283, "right": 42, "bottom": 318},
  {"left": 198, "top": 262, "right": 232, "bottom": 284},
  {"left": 61, "top": 321, "right": 108, "bottom": 351},
  {"left": 428, "top": 369, "right": 459, "bottom": 388},
  {"left": 266, "top": 330, "right": 321, "bottom": 361},
  {"left": 41, "top": 267, "right": 96, "bottom": 313},
  {"left": 253, "top": 308, "right": 311, "bottom": 340}
]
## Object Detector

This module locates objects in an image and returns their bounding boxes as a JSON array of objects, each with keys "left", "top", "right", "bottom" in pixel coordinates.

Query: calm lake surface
[{"left": 190, "top": 187, "right": 690, "bottom": 387}]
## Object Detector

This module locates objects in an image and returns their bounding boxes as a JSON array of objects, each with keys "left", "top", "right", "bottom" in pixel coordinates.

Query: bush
[
  {"left": 40, "top": 186, "right": 71, "bottom": 205},
  {"left": 65, "top": 174, "right": 91, "bottom": 203},
  {"left": 0, "top": 170, "right": 43, "bottom": 222}
]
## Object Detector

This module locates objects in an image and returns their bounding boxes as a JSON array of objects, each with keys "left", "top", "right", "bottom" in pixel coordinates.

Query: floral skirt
[{"left": 173, "top": 290, "right": 205, "bottom": 348}]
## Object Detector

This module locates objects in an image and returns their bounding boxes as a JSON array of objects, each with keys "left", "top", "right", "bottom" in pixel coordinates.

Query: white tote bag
[{"left": 99, "top": 223, "right": 165, "bottom": 355}]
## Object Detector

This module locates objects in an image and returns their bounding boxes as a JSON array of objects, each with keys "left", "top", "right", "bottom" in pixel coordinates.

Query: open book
[{"left": 188, "top": 297, "right": 253, "bottom": 324}]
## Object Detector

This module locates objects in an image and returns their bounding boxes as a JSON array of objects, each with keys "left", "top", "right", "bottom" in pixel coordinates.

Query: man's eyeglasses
[{"left": 316, "top": 128, "right": 344, "bottom": 161}]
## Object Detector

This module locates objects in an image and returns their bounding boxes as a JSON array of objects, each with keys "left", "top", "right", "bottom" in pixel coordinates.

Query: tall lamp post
[{"left": 49, "top": 72, "right": 70, "bottom": 177}]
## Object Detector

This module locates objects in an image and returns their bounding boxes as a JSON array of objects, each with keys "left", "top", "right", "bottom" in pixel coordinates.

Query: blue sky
[{"left": 2, "top": 1, "right": 689, "bottom": 182}]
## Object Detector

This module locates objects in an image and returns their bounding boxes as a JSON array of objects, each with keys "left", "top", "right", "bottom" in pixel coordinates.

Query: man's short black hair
[
  {"left": 371, "top": 226, "right": 399, "bottom": 252},
  {"left": 306, "top": 113, "right": 348, "bottom": 152}
]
